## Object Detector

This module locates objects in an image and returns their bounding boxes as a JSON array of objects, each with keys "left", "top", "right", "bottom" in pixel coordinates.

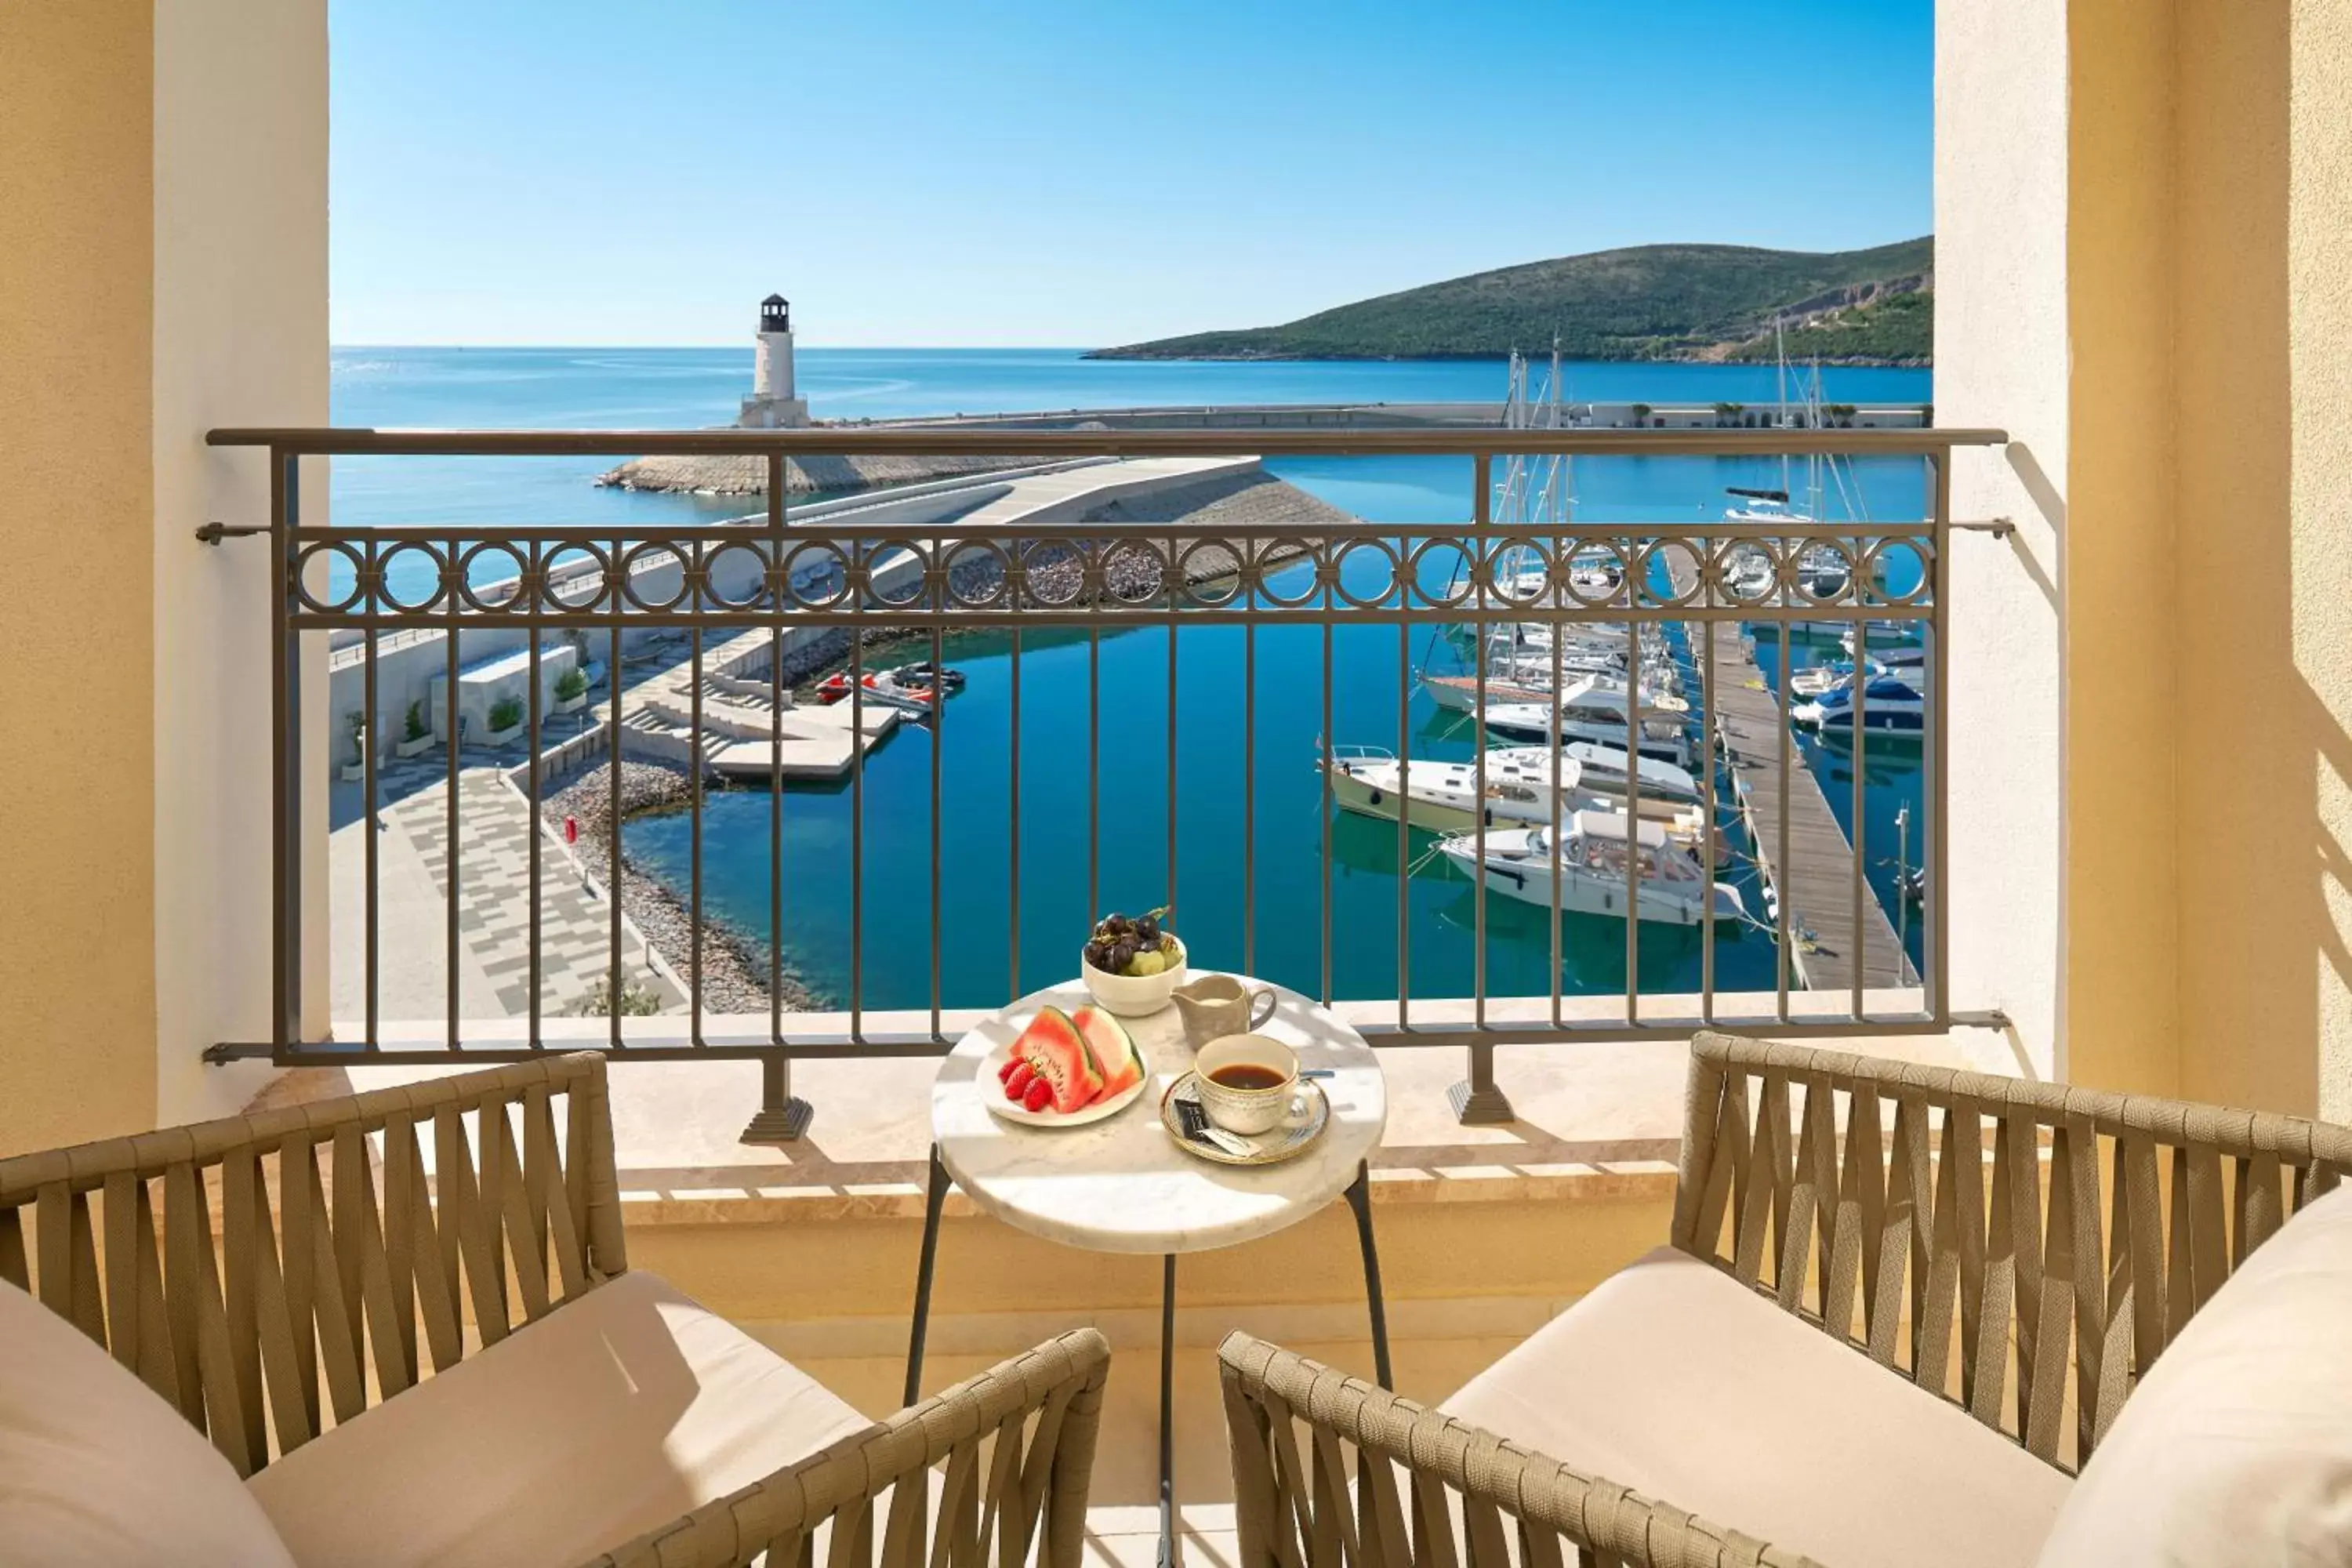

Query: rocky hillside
[{"left": 1089, "top": 238, "right": 1932, "bottom": 365}]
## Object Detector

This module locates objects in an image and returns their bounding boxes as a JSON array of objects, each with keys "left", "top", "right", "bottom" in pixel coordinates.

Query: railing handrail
[{"left": 208, "top": 424, "right": 2007, "bottom": 458}]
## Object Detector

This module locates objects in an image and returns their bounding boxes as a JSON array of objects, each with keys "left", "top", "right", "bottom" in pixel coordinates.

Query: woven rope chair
[
  {"left": 1220, "top": 1030, "right": 2352, "bottom": 1568},
  {"left": 0, "top": 1052, "right": 1109, "bottom": 1568}
]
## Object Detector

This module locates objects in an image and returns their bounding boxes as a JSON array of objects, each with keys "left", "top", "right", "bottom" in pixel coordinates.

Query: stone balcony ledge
[{"left": 265, "top": 992, "right": 2017, "bottom": 1229}]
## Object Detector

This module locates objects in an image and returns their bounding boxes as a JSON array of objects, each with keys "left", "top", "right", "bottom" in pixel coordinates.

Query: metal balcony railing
[{"left": 202, "top": 423, "right": 2004, "bottom": 1131}]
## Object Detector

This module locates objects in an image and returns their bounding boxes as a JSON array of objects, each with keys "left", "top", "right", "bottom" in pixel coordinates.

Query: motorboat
[
  {"left": 1478, "top": 703, "right": 1698, "bottom": 769},
  {"left": 1488, "top": 742, "right": 1702, "bottom": 813},
  {"left": 1791, "top": 675, "right": 1926, "bottom": 735},
  {"left": 1422, "top": 667, "right": 1687, "bottom": 723},
  {"left": 1324, "top": 744, "right": 1704, "bottom": 839},
  {"left": 1436, "top": 815, "right": 1746, "bottom": 927},
  {"left": 1321, "top": 746, "right": 1584, "bottom": 835},
  {"left": 811, "top": 668, "right": 939, "bottom": 715}
]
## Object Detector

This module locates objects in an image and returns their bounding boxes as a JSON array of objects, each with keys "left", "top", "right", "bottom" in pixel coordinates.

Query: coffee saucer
[{"left": 1159, "top": 1073, "right": 1330, "bottom": 1167}]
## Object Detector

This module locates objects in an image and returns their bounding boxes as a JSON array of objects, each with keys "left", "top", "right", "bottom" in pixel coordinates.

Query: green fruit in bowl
[{"left": 1127, "top": 950, "right": 1166, "bottom": 977}]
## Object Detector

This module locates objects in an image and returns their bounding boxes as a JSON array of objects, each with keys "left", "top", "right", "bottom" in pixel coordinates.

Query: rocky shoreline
[{"left": 542, "top": 760, "right": 822, "bottom": 1014}]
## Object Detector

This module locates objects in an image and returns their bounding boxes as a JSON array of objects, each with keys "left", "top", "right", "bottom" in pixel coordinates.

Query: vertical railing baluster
[
  {"left": 1087, "top": 621, "right": 1101, "bottom": 927},
  {"left": 445, "top": 548, "right": 461, "bottom": 1050},
  {"left": 1777, "top": 555, "right": 1795, "bottom": 1022},
  {"left": 689, "top": 615, "right": 704, "bottom": 1045},
  {"left": 1700, "top": 563, "right": 1718, "bottom": 1023},
  {"left": 364, "top": 605, "right": 379, "bottom": 1050},
  {"left": 1243, "top": 619, "right": 1257, "bottom": 975},
  {"left": 1320, "top": 615, "right": 1334, "bottom": 1007},
  {"left": 608, "top": 619, "right": 622, "bottom": 1051},
  {"left": 1009, "top": 623, "right": 1022, "bottom": 1000},
  {"left": 271, "top": 449, "right": 296, "bottom": 1051},
  {"left": 1624, "top": 608, "right": 1641, "bottom": 1022},
  {"left": 528, "top": 570, "right": 543, "bottom": 1048},
  {"left": 1452, "top": 454, "right": 1509, "bottom": 1124},
  {"left": 1167, "top": 566, "right": 1179, "bottom": 947},
  {"left": 769, "top": 457, "right": 785, "bottom": 1054},
  {"left": 1929, "top": 453, "right": 1952, "bottom": 1021},
  {"left": 849, "top": 586, "right": 866, "bottom": 1043},
  {"left": 1851, "top": 605, "right": 1868, "bottom": 1022},
  {"left": 930, "top": 612, "right": 944, "bottom": 1041},
  {"left": 1548, "top": 543, "right": 1563, "bottom": 1032},
  {"left": 1472, "top": 468, "right": 1490, "bottom": 1033},
  {"left": 1396, "top": 614, "right": 1411, "bottom": 1033}
]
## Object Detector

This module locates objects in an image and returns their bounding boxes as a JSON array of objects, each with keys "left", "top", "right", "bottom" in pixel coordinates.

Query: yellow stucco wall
[
  {"left": 2062, "top": 0, "right": 2183, "bottom": 1098},
  {"left": 0, "top": 0, "right": 161, "bottom": 1152},
  {"left": 1945, "top": 0, "right": 2352, "bottom": 1117}
]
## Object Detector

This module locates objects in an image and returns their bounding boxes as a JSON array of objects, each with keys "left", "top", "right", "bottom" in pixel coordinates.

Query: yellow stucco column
[
  {"left": 0, "top": 0, "right": 327, "bottom": 1156},
  {"left": 0, "top": 0, "right": 161, "bottom": 1152}
]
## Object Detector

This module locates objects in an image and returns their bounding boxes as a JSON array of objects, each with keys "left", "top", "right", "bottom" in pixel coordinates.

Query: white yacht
[
  {"left": 1436, "top": 815, "right": 1746, "bottom": 927},
  {"left": 1489, "top": 742, "right": 1702, "bottom": 811},
  {"left": 1479, "top": 702, "right": 1698, "bottom": 769},
  {"left": 1321, "top": 746, "right": 1584, "bottom": 835},
  {"left": 1791, "top": 675, "right": 1926, "bottom": 736},
  {"left": 1422, "top": 667, "right": 1687, "bottom": 722}
]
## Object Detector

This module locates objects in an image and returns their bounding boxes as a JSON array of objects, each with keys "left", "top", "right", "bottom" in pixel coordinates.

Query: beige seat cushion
[
  {"left": 247, "top": 1269, "right": 873, "bottom": 1568},
  {"left": 0, "top": 1278, "right": 297, "bottom": 1567},
  {"left": 2036, "top": 1182, "right": 2352, "bottom": 1566},
  {"left": 1439, "top": 1247, "right": 2071, "bottom": 1568}
]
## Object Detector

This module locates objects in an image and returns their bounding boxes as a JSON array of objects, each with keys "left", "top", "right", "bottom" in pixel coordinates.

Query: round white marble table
[
  {"left": 908, "top": 975, "right": 1390, "bottom": 1568},
  {"left": 929, "top": 974, "right": 1387, "bottom": 1254}
]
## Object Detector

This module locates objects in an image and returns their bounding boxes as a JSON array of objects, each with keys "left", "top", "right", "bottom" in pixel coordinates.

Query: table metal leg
[
  {"left": 1344, "top": 1160, "right": 1394, "bottom": 1388},
  {"left": 903, "top": 1144, "right": 950, "bottom": 1407},
  {"left": 1158, "top": 1252, "right": 1178, "bottom": 1568}
]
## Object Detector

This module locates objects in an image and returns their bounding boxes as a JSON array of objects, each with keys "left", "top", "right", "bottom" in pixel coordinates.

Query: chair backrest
[
  {"left": 0, "top": 1052, "right": 625, "bottom": 1477},
  {"left": 1671, "top": 1030, "right": 2352, "bottom": 1470}
]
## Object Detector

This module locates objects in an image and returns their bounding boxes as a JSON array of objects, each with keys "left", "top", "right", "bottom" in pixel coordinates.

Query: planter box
[
  {"left": 395, "top": 734, "right": 435, "bottom": 759},
  {"left": 554, "top": 694, "right": 587, "bottom": 715},
  {"left": 339, "top": 760, "right": 367, "bottom": 782},
  {"left": 485, "top": 723, "right": 523, "bottom": 747}
]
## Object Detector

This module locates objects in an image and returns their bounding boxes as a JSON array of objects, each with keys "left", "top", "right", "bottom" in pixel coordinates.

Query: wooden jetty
[{"left": 1667, "top": 568, "right": 1917, "bottom": 994}]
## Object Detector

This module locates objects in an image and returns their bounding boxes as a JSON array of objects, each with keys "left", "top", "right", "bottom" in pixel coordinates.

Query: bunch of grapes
[{"left": 1084, "top": 906, "right": 1181, "bottom": 977}]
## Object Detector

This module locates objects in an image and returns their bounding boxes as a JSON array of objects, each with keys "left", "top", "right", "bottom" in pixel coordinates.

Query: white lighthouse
[{"left": 739, "top": 293, "right": 810, "bottom": 429}]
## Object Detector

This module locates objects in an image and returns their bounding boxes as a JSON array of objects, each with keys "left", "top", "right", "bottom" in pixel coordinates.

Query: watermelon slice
[
  {"left": 1071, "top": 1005, "right": 1144, "bottom": 1103},
  {"left": 1009, "top": 1006, "right": 1101, "bottom": 1114}
]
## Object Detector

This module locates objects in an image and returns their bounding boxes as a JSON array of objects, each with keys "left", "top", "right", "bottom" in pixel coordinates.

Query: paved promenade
[{"left": 328, "top": 760, "right": 678, "bottom": 1033}]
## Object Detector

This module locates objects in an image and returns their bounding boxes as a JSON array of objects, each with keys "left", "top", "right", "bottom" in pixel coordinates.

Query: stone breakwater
[
  {"left": 543, "top": 759, "right": 821, "bottom": 1014},
  {"left": 775, "top": 470, "right": 1348, "bottom": 694},
  {"left": 595, "top": 451, "right": 1052, "bottom": 496}
]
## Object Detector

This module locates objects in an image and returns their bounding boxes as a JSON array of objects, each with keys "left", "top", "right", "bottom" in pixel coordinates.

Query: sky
[{"left": 329, "top": 1, "right": 1933, "bottom": 348}]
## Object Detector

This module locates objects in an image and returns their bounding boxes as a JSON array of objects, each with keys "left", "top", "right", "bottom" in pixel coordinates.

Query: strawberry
[
  {"left": 1022, "top": 1076, "right": 1053, "bottom": 1113},
  {"left": 998, "top": 1058, "right": 1019, "bottom": 1083}
]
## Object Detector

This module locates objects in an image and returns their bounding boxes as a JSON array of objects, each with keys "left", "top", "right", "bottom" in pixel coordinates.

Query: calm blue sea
[{"left": 332, "top": 347, "right": 1933, "bottom": 1012}]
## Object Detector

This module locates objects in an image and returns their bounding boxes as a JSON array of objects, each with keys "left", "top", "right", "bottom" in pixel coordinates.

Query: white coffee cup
[{"left": 1193, "top": 1034, "right": 1308, "bottom": 1137}]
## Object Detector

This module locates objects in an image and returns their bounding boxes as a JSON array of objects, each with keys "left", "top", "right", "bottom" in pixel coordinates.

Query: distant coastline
[
  {"left": 1087, "top": 238, "right": 1933, "bottom": 368},
  {"left": 1083, "top": 347, "right": 1929, "bottom": 368}
]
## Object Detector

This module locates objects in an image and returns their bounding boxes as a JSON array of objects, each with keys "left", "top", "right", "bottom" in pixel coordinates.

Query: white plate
[{"left": 979, "top": 1031, "right": 1150, "bottom": 1128}]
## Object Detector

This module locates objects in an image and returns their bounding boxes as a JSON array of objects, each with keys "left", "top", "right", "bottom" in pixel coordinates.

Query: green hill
[{"left": 1087, "top": 238, "right": 1932, "bottom": 365}]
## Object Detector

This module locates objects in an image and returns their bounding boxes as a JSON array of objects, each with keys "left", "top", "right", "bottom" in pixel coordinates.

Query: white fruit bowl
[{"left": 1078, "top": 942, "right": 1187, "bottom": 1017}]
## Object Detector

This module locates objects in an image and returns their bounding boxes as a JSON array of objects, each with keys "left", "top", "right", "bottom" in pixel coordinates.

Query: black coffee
[{"left": 1208, "top": 1064, "right": 1287, "bottom": 1092}]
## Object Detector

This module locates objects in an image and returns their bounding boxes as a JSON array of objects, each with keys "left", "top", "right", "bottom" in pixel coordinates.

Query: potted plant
[
  {"left": 553, "top": 666, "right": 590, "bottom": 714},
  {"left": 1629, "top": 402, "right": 1652, "bottom": 428},
  {"left": 339, "top": 710, "right": 368, "bottom": 782},
  {"left": 395, "top": 698, "right": 434, "bottom": 758},
  {"left": 485, "top": 695, "right": 525, "bottom": 745}
]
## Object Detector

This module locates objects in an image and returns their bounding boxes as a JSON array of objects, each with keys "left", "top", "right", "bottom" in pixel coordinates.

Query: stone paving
[{"left": 331, "top": 753, "right": 678, "bottom": 1029}]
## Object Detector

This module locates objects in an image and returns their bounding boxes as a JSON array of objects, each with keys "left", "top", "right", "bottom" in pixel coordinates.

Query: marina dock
[{"left": 1668, "top": 568, "right": 1917, "bottom": 993}]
